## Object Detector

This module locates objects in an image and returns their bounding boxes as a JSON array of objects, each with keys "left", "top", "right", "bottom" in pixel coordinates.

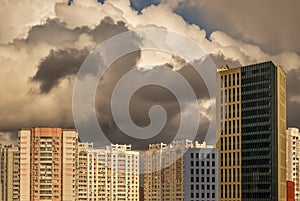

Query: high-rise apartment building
[
  {"left": 0, "top": 144, "right": 19, "bottom": 201},
  {"left": 217, "top": 61, "right": 287, "bottom": 201},
  {"left": 286, "top": 127, "right": 300, "bottom": 200},
  {"left": 144, "top": 140, "right": 218, "bottom": 201},
  {"left": 78, "top": 143, "right": 139, "bottom": 201},
  {"left": 18, "top": 127, "right": 78, "bottom": 201}
]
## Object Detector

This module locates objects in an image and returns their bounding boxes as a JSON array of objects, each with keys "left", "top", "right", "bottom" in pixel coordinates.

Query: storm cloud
[{"left": 32, "top": 48, "right": 90, "bottom": 93}]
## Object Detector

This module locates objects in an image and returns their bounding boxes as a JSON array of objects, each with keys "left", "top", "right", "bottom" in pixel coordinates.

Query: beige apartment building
[
  {"left": 78, "top": 143, "right": 139, "bottom": 201},
  {"left": 18, "top": 127, "right": 78, "bottom": 201},
  {"left": 286, "top": 127, "right": 300, "bottom": 200},
  {"left": 0, "top": 144, "right": 19, "bottom": 201}
]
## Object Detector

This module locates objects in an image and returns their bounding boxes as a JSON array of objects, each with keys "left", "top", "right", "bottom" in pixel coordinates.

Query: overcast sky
[{"left": 0, "top": 0, "right": 299, "bottom": 148}]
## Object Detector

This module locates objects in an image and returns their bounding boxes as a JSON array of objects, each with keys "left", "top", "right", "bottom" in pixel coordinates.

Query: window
[{"left": 233, "top": 74, "right": 236, "bottom": 85}]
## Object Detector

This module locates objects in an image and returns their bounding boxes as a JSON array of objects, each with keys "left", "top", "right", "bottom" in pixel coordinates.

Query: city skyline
[{"left": 1, "top": 125, "right": 300, "bottom": 200}]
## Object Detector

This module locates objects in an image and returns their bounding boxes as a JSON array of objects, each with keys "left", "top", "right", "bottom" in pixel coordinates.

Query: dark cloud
[
  {"left": 11, "top": 18, "right": 88, "bottom": 48},
  {"left": 10, "top": 16, "right": 129, "bottom": 51},
  {"left": 92, "top": 52, "right": 211, "bottom": 149},
  {"left": 32, "top": 48, "right": 90, "bottom": 93},
  {"left": 25, "top": 18, "right": 83, "bottom": 46},
  {"left": 31, "top": 16, "right": 130, "bottom": 94}
]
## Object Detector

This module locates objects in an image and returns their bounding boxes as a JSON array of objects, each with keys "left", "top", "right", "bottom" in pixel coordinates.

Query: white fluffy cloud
[{"left": 0, "top": 0, "right": 64, "bottom": 43}]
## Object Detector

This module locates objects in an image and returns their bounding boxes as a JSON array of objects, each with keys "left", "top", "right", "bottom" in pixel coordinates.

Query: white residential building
[{"left": 78, "top": 143, "right": 139, "bottom": 201}]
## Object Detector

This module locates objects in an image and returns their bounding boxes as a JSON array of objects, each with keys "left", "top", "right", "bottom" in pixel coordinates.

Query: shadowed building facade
[{"left": 217, "top": 61, "right": 286, "bottom": 201}]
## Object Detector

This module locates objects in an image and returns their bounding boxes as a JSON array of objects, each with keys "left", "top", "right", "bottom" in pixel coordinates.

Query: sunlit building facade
[{"left": 78, "top": 143, "right": 139, "bottom": 201}]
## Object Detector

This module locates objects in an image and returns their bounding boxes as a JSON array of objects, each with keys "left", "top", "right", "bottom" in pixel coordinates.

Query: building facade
[
  {"left": 144, "top": 140, "right": 218, "bottom": 201},
  {"left": 286, "top": 128, "right": 300, "bottom": 200},
  {"left": 0, "top": 144, "right": 19, "bottom": 201},
  {"left": 18, "top": 127, "right": 78, "bottom": 201},
  {"left": 78, "top": 143, "right": 139, "bottom": 201},
  {"left": 217, "top": 66, "right": 241, "bottom": 201},
  {"left": 184, "top": 144, "right": 218, "bottom": 201},
  {"left": 217, "top": 61, "right": 287, "bottom": 201}
]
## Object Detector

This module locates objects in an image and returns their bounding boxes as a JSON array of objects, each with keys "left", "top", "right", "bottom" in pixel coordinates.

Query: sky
[{"left": 0, "top": 0, "right": 299, "bottom": 148}]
